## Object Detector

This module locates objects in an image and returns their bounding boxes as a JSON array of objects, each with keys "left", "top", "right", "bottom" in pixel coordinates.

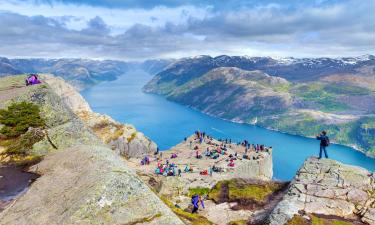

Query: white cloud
[
  {"left": 0, "top": 0, "right": 374, "bottom": 59},
  {"left": 0, "top": 0, "right": 212, "bottom": 34}
]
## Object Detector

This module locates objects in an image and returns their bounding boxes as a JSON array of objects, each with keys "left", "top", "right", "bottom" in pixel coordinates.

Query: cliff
[
  {"left": 267, "top": 157, "right": 375, "bottom": 225},
  {"left": 127, "top": 134, "right": 276, "bottom": 225},
  {"left": 41, "top": 75, "right": 157, "bottom": 158},
  {"left": 0, "top": 75, "right": 183, "bottom": 224}
]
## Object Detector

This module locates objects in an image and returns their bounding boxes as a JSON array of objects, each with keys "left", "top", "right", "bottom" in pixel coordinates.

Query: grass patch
[
  {"left": 208, "top": 179, "right": 284, "bottom": 204},
  {"left": 286, "top": 215, "right": 308, "bottom": 225},
  {"left": 160, "top": 195, "right": 213, "bottom": 225},
  {"left": 188, "top": 187, "right": 210, "bottom": 197},
  {"left": 286, "top": 215, "right": 355, "bottom": 225},
  {"left": 228, "top": 220, "right": 248, "bottom": 225},
  {"left": 127, "top": 132, "right": 137, "bottom": 143}
]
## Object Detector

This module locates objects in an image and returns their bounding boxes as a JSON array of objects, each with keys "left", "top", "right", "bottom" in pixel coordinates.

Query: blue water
[{"left": 81, "top": 70, "right": 375, "bottom": 180}]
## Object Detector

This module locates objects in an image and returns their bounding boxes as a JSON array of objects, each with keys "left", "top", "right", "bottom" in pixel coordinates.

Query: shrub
[
  {"left": 188, "top": 187, "right": 210, "bottom": 197},
  {"left": 0, "top": 101, "right": 45, "bottom": 138},
  {"left": 160, "top": 195, "right": 213, "bottom": 225},
  {"left": 208, "top": 179, "right": 284, "bottom": 204}
]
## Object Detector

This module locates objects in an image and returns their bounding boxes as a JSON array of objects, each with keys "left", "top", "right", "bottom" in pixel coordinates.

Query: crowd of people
[
  {"left": 141, "top": 131, "right": 272, "bottom": 179},
  {"left": 191, "top": 131, "right": 272, "bottom": 168}
]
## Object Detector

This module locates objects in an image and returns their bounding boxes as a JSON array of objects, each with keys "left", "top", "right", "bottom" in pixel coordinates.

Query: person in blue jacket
[
  {"left": 316, "top": 131, "right": 330, "bottom": 159},
  {"left": 191, "top": 194, "right": 200, "bottom": 213}
]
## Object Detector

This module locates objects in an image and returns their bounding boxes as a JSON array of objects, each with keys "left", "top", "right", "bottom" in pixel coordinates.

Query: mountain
[
  {"left": 0, "top": 57, "right": 131, "bottom": 90},
  {"left": 144, "top": 55, "right": 375, "bottom": 155},
  {"left": 139, "top": 59, "right": 175, "bottom": 75}
]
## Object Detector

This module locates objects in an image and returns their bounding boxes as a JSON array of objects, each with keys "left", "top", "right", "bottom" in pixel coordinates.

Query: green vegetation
[
  {"left": 0, "top": 102, "right": 46, "bottom": 158},
  {"left": 294, "top": 83, "right": 351, "bottom": 112},
  {"left": 323, "top": 84, "right": 371, "bottom": 96},
  {"left": 0, "top": 101, "right": 45, "bottom": 138},
  {"left": 228, "top": 220, "right": 248, "bottom": 225},
  {"left": 160, "top": 195, "right": 213, "bottom": 225},
  {"left": 5, "top": 128, "right": 45, "bottom": 155},
  {"left": 286, "top": 215, "right": 355, "bottom": 225},
  {"left": 285, "top": 215, "right": 307, "bottom": 225},
  {"left": 208, "top": 179, "right": 284, "bottom": 204},
  {"left": 188, "top": 187, "right": 210, "bottom": 197},
  {"left": 127, "top": 132, "right": 137, "bottom": 143}
]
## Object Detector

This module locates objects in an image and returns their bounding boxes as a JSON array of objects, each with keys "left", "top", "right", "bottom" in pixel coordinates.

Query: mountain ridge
[{"left": 144, "top": 55, "right": 375, "bottom": 156}]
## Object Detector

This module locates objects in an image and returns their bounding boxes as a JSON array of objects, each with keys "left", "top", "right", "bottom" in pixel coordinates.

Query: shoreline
[{"left": 163, "top": 100, "right": 375, "bottom": 160}]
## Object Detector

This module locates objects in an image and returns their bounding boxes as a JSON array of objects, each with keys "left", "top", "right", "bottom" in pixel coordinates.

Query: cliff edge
[
  {"left": 268, "top": 157, "right": 375, "bottom": 225},
  {"left": 0, "top": 75, "right": 183, "bottom": 225}
]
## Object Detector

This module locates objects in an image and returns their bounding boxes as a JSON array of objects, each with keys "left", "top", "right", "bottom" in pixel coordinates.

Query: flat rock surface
[
  {"left": 0, "top": 145, "right": 184, "bottom": 225},
  {"left": 268, "top": 157, "right": 375, "bottom": 225}
]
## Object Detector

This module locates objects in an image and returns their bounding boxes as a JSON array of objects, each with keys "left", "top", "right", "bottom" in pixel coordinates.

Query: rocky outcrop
[
  {"left": 42, "top": 74, "right": 157, "bottom": 158},
  {"left": 0, "top": 145, "right": 183, "bottom": 225},
  {"left": 0, "top": 75, "right": 183, "bottom": 224},
  {"left": 40, "top": 75, "right": 92, "bottom": 113},
  {"left": 78, "top": 111, "right": 157, "bottom": 158},
  {"left": 267, "top": 157, "right": 375, "bottom": 225}
]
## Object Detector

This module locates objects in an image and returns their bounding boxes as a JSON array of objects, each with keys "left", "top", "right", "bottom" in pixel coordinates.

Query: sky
[{"left": 0, "top": 0, "right": 374, "bottom": 60}]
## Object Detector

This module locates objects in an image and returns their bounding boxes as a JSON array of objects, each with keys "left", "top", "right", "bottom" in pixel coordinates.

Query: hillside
[
  {"left": 144, "top": 55, "right": 375, "bottom": 155},
  {"left": 0, "top": 57, "right": 173, "bottom": 91},
  {"left": 0, "top": 75, "right": 183, "bottom": 224}
]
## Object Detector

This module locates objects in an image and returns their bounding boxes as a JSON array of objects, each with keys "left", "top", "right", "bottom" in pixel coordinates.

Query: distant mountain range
[
  {"left": 0, "top": 57, "right": 172, "bottom": 90},
  {"left": 144, "top": 55, "right": 375, "bottom": 155}
]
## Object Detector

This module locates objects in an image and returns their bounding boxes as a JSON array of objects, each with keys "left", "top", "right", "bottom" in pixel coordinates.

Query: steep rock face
[
  {"left": 41, "top": 75, "right": 92, "bottom": 112},
  {"left": 42, "top": 74, "right": 157, "bottom": 158},
  {"left": 78, "top": 111, "right": 157, "bottom": 158},
  {"left": 267, "top": 158, "right": 375, "bottom": 225},
  {"left": 3, "top": 76, "right": 101, "bottom": 155},
  {"left": 0, "top": 145, "right": 183, "bottom": 225}
]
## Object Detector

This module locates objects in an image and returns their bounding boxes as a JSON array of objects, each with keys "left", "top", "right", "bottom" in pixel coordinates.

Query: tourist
[
  {"left": 184, "top": 164, "right": 190, "bottom": 173},
  {"left": 191, "top": 194, "right": 200, "bottom": 213},
  {"left": 199, "top": 195, "right": 205, "bottom": 209},
  {"left": 316, "top": 131, "right": 330, "bottom": 159}
]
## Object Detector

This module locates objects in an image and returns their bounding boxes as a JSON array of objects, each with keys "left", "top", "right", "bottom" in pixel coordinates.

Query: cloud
[{"left": 0, "top": 0, "right": 374, "bottom": 59}]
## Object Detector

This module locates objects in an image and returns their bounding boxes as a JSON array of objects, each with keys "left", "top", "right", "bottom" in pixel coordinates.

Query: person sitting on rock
[{"left": 184, "top": 164, "right": 190, "bottom": 173}]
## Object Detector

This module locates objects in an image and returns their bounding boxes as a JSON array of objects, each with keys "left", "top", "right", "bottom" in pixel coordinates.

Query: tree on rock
[{"left": 0, "top": 101, "right": 45, "bottom": 138}]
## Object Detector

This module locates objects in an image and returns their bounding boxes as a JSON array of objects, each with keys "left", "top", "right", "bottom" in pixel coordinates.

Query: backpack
[{"left": 322, "top": 137, "right": 330, "bottom": 147}]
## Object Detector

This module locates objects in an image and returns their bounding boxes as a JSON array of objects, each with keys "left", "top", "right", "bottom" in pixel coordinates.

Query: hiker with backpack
[
  {"left": 316, "top": 131, "right": 330, "bottom": 159},
  {"left": 191, "top": 194, "right": 200, "bottom": 213}
]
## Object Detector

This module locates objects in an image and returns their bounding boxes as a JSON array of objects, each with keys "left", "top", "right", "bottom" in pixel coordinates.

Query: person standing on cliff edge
[{"left": 316, "top": 131, "right": 330, "bottom": 159}]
